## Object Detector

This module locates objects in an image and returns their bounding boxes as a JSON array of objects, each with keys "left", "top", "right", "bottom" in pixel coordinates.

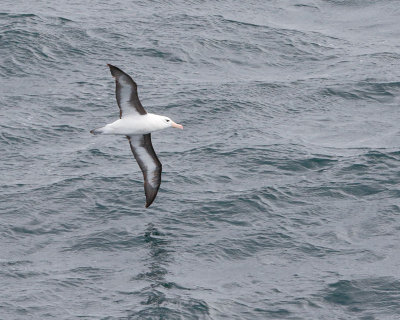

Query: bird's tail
[{"left": 90, "top": 127, "right": 105, "bottom": 135}]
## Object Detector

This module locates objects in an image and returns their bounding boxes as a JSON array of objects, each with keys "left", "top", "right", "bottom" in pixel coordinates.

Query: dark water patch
[
  {"left": 183, "top": 183, "right": 311, "bottom": 223},
  {"left": 221, "top": 16, "right": 269, "bottom": 30},
  {"left": 0, "top": 12, "right": 39, "bottom": 19},
  {"left": 334, "top": 151, "right": 400, "bottom": 185},
  {"left": 339, "top": 163, "right": 369, "bottom": 173},
  {"left": 239, "top": 187, "right": 305, "bottom": 212},
  {"left": 132, "top": 265, "right": 168, "bottom": 283},
  {"left": 127, "top": 224, "right": 210, "bottom": 319},
  {"left": 355, "top": 81, "right": 400, "bottom": 102},
  {"left": 0, "top": 268, "right": 46, "bottom": 279},
  {"left": 0, "top": 131, "right": 30, "bottom": 144},
  {"left": 44, "top": 277, "right": 90, "bottom": 289},
  {"left": 0, "top": 259, "right": 33, "bottom": 267},
  {"left": 0, "top": 15, "right": 103, "bottom": 78},
  {"left": 210, "top": 299, "right": 294, "bottom": 320},
  {"left": 49, "top": 16, "right": 73, "bottom": 25},
  {"left": 70, "top": 266, "right": 112, "bottom": 281},
  {"left": 296, "top": 242, "right": 340, "bottom": 258},
  {"left": 324, "top": 278, "right": 400, "bottom": 317},
  {"left": 362, "top": 150, "right": 400, "bottom": 164},
  {"left": 220, "top": 15, "right": 344, "bottom": 63},
  {"left": 11, "top": 224, "right": 70, "bottom": 236},
  {"left": 322, "top": 87, "right": 361, "bottom": 100},
  {"left": 304, "top": 185, "right": 351, "bottom": 200},
  {"left": 385, "top": 204, "right": 400, "bottom": 215},
  {"left": 261, "top": 186, "right": 311, "bottom": 207},
  {"left": 296, "top": 157, "right": 337, "bottom": 170},
  {"left": 321, "top": 80, "right": 400, "bottom": 103},
  {"left": 305, "top": 182, "right": 386, "bottom": 199},
  {"left": 131, "top": 48, "right": 185, "bottom": 63},
  {"left": 277, "top": 156, "right": 338, "bottom": 172},
  {"left": 52, "top": 124, "right": 80, "bottom": 133},
  {"left": 132, "top": 298, "right": 211, "bottom": 320},
  {"left": 293, "top": 3, "right": 320, "bottom": 10}
]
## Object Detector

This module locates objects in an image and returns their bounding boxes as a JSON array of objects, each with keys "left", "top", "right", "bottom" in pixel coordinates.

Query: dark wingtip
[
  {"left": 108, "top": 64, "right": 120, "bottom": 70},
  {"left": 90, "top": 129, "right": 94, "bottom": 134},
  {"left": 145, "top": 198, "right": 156, "bottom": 208},
  {"left": 107, "top": 64, "right": 120, "bottom": 78},
  {"left": 145, "top": 198, "right": 154, "bottom": 208}
]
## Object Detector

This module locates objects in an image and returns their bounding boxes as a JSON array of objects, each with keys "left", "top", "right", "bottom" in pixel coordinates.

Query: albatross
[{"left": 90, "top": 64, "right": 183, "bottom": 208}]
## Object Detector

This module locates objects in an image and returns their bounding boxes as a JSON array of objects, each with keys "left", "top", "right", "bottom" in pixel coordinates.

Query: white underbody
[{"left": 98, "top": 113, "right": 167, "bottom": 135}]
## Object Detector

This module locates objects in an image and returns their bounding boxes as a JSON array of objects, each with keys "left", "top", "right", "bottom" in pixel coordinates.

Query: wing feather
[
  {"left": 127, "top": 134, "right": 162, "bottom": 208},
  {"left": 108, "top": 64, "right": 147, "bottom": 118}
]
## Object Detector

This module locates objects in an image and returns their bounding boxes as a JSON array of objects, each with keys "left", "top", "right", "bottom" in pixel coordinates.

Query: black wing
[
  {"left": 127, "top": 134, "right": 162, "bottom": 208},
  {"left": 108, "top": 64, "right": 147, "bottom": 118}
]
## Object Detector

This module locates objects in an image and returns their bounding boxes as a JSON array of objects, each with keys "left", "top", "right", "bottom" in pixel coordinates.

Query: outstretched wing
[
  {"left": 108, "top": 64, "right": 147, "bottom": 118},
  {"left": 127, "top": 134, "right": 162, "bottom": 208}
]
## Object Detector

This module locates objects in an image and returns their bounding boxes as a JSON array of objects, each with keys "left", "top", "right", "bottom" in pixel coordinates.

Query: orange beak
[{"left": 171, "top": 121, "right": 183, "bottom": 129}]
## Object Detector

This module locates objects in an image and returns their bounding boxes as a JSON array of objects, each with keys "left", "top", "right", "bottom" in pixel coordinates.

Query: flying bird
[{"left": 91, "top": 64, "right": 183, "bottom": 208}]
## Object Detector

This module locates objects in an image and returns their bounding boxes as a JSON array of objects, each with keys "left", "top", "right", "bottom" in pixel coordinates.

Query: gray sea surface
[{"left": 1, "top": 1, "right": 400, "bottom": 319}]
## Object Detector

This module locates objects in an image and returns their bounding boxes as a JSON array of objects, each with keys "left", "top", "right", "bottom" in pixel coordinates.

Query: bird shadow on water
[{"left": 128, "top": 223, "right": 211, "bottom": 320}]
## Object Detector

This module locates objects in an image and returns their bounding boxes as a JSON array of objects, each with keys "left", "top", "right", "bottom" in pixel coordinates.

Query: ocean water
[{"left": 1, "top": 0, "right": 400, "bottom": 319}]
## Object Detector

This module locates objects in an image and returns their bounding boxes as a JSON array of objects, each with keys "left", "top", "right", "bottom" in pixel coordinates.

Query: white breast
[{"left": 105, "top": 114, "right": 164, "bottom": 135}]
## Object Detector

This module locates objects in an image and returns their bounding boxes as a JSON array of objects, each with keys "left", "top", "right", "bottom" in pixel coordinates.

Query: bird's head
[{"left": 160, "top": 116, "right": 183, "bottom": 130}]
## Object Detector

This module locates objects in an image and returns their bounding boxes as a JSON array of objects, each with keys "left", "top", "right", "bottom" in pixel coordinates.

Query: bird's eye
[{"left": 166, "top": 119, "right": 170, "bottom": 122}]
